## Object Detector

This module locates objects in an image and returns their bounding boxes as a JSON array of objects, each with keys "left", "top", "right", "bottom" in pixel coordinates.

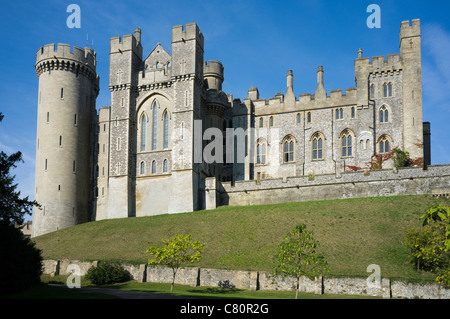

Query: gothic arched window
[
  {"left": 163, "top": 110, "right": 169, "bottom": 149},
  {"left": 256, "top": 139, "right": 268, "bottom": 165},
  {"left": 378, "top": 135, "right": 391, "bottom": 154},
  {"left": 312, "top": 132, "right": 324, "bottom": 160},
  {"left": 140, "top": 113, "right": 147, "bottom": 151},
  {"left": 152, "top": 102, "right": 158, "bottom": 150},
  {"left": 283, "top": 136, "right": 295, "bottom": 163},
  {"left": 152, "top": 160, "right": 156, "bottom": 174},
  {"left": 379, "top": 105, "right": 389, "bottom": 123},
  {"left": 140, "top": 161, "right": 145, "bottom": 175},
  {"left": 341, "top": 130, "right": 354, "bottom": 158}
]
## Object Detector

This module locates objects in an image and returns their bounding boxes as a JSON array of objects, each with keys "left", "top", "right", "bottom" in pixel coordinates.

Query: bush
[
  {"left": 85, "top": 262, "right": 131, "bottom": 285},
  {"left": 0, "top": 221, "right": 43, "bottom": 294},
  {"left": 393, "top": 148, "right": 412, "bottom": 168}
]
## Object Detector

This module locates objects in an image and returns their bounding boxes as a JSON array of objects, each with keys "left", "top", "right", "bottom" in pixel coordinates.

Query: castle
[{"left": 32, "top": 20, "right": 435, "bottom": 237}]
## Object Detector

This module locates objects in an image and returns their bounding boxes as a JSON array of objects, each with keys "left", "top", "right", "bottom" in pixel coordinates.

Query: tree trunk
[{"left": 295, "top": 277, "right": 299, "bottom": 299}]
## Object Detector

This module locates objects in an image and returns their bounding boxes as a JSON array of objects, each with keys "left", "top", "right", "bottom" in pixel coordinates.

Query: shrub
[
  {"left": 85, "top": 262, "right": 131, "bottom": 285},
  {"left": 393, "top": 148, "right": 411, "bottom": 168},
  {"left": 0, "top": 221, "right": 43, "bottom": 294}
]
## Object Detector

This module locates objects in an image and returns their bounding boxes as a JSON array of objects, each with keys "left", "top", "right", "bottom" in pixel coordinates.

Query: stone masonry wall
[
  {"left": 42, "top": 260, "right": 450, "bottom": 299},
  {"left": 220, "top": 165, "right": 450, "bottom": 207}
]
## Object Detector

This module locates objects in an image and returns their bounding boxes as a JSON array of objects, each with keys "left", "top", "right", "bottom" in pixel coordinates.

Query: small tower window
[
  {"left": 163, "top": 159, "right": 168, "bottom": 173},
  {"left": 140, "top": 161, "right": 145, "bottom": 175},
  {"left": 383, "top": 83, "right": 393, "bottom": 98},
  {"left": 297, "top": 113, "right": 301, "bottom": 125},
  {"left": 45, "top": 159, "right": 48, "bottom": 171},
  {"left": 152, "top": 160, "right": 156, "bottom": 174},
  {"left": 60, "top": 88, "right": 64, "bottom": 99},
  {"left": 59, "top": 136, "right": 62, "bottom": 147},
  {"left": 378, "top": 136, "right": 391, "bottom": 154},
  {"left": 370, "top": 84, "right": 375, "bottom": 99},
  {"left": 335, "top": 108, "right": 343, "bottom": 120},
  {"left": 379, "top": 105, "right": 389, "bottom": 123},
  {"left": 307, "top": 112, "right": 312, "bottom": 123},
  {"left": 269, "top": 116, "right": 274, "bottom": 127},
  {"left": 46, "top": 112, "right": 50, "bottom": 123},
  {"left": 74, "top": 114, "right": 77, "bottom": 125},
  {"left": 351, "top": 107, "right": 356, "bottom": 119},
  {"left": 73, "top": 160, "right": 76, "bottom": 172}
]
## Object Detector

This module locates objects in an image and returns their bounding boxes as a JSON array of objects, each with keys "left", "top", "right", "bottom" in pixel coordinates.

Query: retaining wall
[
  {"left": 42, "top": 260, "right": 450, "bottom": 299},
  {"left": 218, "top": 165, "right": 450, "bottom": 207}
]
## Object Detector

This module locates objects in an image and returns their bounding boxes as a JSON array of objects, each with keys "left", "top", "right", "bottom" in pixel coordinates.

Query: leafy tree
[
  {"left": 0, "top": 113, "right": 43, "bottom": 294},
  {"left": 0, "top": 222, "right": 43, "bottom": 294},
  {"left": 274, "top": 224, "right": 329, "bottom": 299},
  {"left": 404, "top": 205, "right": 450, "bottom": 288},
  {"left": 0, "top": 112, "right": 39, "bottom": 226},
  {"left": 146, "top": 234, "right": 205, "bottom": 292}
]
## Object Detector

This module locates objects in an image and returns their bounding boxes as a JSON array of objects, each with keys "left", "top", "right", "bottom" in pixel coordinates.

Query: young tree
[
  {"left": 146, "top": 234, "right": 205, "bottom": 292},
  {"left": 274, "top": 224, "right": 329, "bottom": 299},
  {"left": 404, "top": 204, "right": 450, "bottom": 288}
]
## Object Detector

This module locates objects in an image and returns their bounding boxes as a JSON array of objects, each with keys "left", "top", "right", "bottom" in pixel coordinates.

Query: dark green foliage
[
  {"left": 392, "top": 148, "right": 412, "bottom": 169},
  {"left": 0, "top": 221, "right": 43, "bottom": 294},
  {"left": 0, "top": 112, "right": 39, "bottom": 226},
  {"left": 85, "top": 262, "right": 131, "bottom": 285},
  {"left": 404, "top": 204, "right": 450, "bottom": 288}
]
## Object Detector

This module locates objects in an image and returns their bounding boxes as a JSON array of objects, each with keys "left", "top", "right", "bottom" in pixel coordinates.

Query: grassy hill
[{"left": 32, "top": 195, "right": 450, "bottom": 283}]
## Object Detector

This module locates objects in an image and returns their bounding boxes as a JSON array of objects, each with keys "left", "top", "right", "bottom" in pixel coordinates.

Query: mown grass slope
[{"left": 33, "top": 195, "right": 450, "bottom": 283}]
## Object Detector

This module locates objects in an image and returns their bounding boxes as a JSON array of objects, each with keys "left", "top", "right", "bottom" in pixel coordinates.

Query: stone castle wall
[
  {"left": 216, "top": 165, "right": 450, "bottom": 208},
  {"left": 42, "top": 259, "right": 450, "bottom": 299}
]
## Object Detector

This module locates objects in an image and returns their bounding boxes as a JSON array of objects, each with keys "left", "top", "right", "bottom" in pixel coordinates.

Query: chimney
[
  {"left": 134, "top": 28, "right": 141, "bottom": 43},
  {"left": 315, "top": 66, "right": 326, "bottom": 99}
]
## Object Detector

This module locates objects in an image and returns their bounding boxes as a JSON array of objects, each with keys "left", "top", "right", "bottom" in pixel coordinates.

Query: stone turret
[
  {"left": 33, "top": 44, "right": 99, "bottom": 237},
  {"left": 400, "top": 19, "right": 423, "bottom": 160}
]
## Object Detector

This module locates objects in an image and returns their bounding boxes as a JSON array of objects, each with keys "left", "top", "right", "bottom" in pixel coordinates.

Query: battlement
[
  {"left": 36, "top": 43, "right": 97, "bottom": 71},
  {"left": 355, "top": 52, "right": 403, "bottom": 75},
  {"left": 400, "top": 19, "right": 421, "bottom": 39},
  {"left": 172, "top": 23, "right": 204, "bottom": 48},
  {"left": 110, "top": 29, "right": 143, "bottom": 57},
  {"left": 204, "top": 60, "right": 224, "bottom": 79}
]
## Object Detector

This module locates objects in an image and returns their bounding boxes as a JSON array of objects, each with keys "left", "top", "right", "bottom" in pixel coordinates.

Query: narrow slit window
[
  {"left": 60, "top": 88, "right": 64, "bottom": 99},
  {"left": 164, "top": 111, "right": 169, "bottom": 149}
]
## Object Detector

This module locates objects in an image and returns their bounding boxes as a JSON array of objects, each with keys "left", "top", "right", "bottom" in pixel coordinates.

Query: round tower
[
  {"left": 32, "top": 43, "right": 99, "bottom": 237},
  {"left": 204, "top": 60, "right": 224, "bottom": 91}
]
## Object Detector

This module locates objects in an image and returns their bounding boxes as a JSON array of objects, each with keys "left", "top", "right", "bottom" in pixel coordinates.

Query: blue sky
[{"left": 1, "top": 1, "right": 450, "bottom": 222}]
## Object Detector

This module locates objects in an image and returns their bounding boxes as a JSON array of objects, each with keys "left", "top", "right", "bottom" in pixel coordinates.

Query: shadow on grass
[{"left": 187, "top": 287, "right": 244, "bottom": 295}]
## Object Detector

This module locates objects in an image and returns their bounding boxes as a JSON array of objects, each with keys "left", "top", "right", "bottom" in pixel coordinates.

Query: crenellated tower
[
  {"left": 400, "top": 19, "right": 424, "bottom": 159},
  {"left": 106, "top": 29, "right": 143, "bottom": 219},
  {"left": 33, "top": 44, "right": 99, "bottom": 237},
  {"left": 168, "top": 23, "right": 205, "bottom": 213}
]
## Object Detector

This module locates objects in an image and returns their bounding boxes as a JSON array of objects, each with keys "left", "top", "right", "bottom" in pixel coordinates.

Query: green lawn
[{"left": 33, "top": 195, "right": 450, "bottom": 283}]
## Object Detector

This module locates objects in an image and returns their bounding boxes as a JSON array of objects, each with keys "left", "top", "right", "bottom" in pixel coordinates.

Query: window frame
[{"left": 311, "top": 132, "right": 324, "bottom": 161}]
